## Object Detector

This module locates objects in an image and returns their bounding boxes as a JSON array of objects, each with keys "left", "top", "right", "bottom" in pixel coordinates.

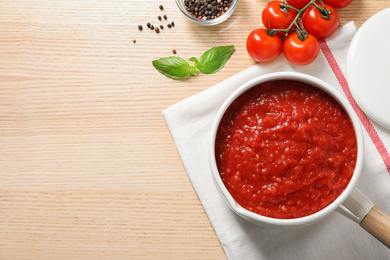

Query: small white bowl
[
  {"left": 209, "top": 72, "right": 365, "bottom": 228},
  {"left": 175, "top": 0, "right": 238, "bottom": 26}
]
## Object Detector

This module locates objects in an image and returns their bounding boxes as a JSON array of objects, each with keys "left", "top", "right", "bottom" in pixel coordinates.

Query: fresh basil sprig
[{"left": 152, "top": 45, "right": 234, "bottom": 79}]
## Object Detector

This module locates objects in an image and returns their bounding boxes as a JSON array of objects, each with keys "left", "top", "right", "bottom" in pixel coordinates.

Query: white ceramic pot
[{"left": 209, "top": 72, "right": 390, "bottom": 247}]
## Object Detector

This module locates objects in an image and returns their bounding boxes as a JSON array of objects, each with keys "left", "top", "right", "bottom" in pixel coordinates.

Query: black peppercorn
[
  {"left": 171, "top": 21, "right": 175, "bottom": 27},
  {"left": 184, "top": 0, "right": 233, "bottom": 20},
  {"left": 167, "top": 23, "right": 172, "bottom": 28},
  {"left": 147, "top": 22, "right": 151, "bottom": 28},
  {"left": 160, "top": 25, "right": 164, "bottom": 29},
  {"left": 138, "top": 25, "right": 143, "bottom": 31},
  {"left": 158, "top": 16, "right": 162, "bottom": 21},
  {"left": 155, "top": 27, "right": 160, "bottom": 33},
  {"left": 163, "top": 15, "right": 168, "bottom": 20},
  {"left": 159, "top": 5, "right": 164, "bottom": 10}
]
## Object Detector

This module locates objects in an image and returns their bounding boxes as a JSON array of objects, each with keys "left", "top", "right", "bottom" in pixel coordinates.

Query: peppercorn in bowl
[{"left": 176, "top": 0, "right": 238, "bottom": 26}]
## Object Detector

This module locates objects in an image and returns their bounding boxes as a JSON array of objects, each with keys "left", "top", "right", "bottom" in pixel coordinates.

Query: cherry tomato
[
  {"left": 302, "top": 4, "right": 339, "bottom": 38},
  {"left": 262, "top": 1, "right": 297, "bottom": 36},
  {"left": 286, "top": 0, "right": 311, "bottom": 9},
  {"left": 246, "top": 28, "right": 283, "bottom": 63},
  {"left": 323, "top": 0, "right": 353, "bottom": 9},
  {"left": 283, "top": 32, "right": 320, "bottom": 65}
]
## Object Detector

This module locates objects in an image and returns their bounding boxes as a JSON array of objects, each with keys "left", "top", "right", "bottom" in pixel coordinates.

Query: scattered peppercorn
[
  {"left": 132, "top": 39, "right": 136, "bottom": 43},
  {"left": 172, "top": 49, "right": 177, "bottom": 54},
  {"left": 184, "top": 0, "right": 233, "bottom": 20},
  {"left": 135, "top": 5, "right": 176, "bottom": 37}
]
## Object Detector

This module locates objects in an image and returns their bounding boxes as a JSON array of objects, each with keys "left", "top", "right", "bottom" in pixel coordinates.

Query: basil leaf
[
  {"left": 188, "top": 57, "right": 199, "bottom": 75},
  {"left": 188, "top": 57, "right": 198, "bottom": 63},
  {"left": 197, "top": 45, "right": 234, "bottom": 74},
  {"left": 152, "top": 56, "right": 191, "bottom": 79}
]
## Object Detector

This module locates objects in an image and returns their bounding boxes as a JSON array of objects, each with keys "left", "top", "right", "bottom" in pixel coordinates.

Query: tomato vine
[
  {"left": 267, "top": 0, "right": 334, "bottom": 40},
  {"left": 246, "top": 0, "right": 350, "bottom": 65}
]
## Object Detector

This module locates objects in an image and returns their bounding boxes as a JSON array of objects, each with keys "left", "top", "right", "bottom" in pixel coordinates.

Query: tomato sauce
[{"left": 215, "top": 80, "right": 357, "bottom": 219}]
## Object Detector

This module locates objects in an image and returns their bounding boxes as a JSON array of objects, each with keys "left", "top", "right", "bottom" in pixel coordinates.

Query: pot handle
[
  {"left": 338, "top": 187, "right": 390, "bottom": 248},
  {"left": 360, "top": 206, "right": 390, "bottom": 248}
]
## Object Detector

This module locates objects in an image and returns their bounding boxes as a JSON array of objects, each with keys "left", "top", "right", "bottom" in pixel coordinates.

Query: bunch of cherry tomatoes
[{"left": 246, "top": 0, "right": 353, "bottom": 65}]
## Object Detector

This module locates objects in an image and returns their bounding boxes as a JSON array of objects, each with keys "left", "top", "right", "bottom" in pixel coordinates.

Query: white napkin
[{"left": 163, "top": 22, "right": 390, "bottom": 259}]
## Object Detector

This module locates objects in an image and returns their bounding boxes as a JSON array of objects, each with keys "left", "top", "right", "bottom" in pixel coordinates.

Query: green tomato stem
[
  {"left": 312, "top": 2, "right": 332, "bottom": 19},
  {"left": 267, "top": 0, "right": 318, "bottom": 40}
]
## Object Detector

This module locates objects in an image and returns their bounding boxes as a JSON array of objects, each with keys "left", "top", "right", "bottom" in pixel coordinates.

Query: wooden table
[{"left": 1, "top": 1, "right": 388, "bottom": 259}]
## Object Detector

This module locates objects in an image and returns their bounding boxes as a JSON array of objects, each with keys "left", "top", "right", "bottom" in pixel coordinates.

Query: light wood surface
[{"left": 1, "top": 0, "right": 388, "bottom": 259}]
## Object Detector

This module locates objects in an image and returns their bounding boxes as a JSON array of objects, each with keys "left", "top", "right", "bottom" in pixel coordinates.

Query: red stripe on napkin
[{"left": 319, "top": 39, "right": 390, "bottom": 174}]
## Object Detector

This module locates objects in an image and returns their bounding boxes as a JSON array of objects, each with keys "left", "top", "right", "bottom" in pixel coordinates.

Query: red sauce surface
[{"left": 215, "top": 80, "right": 357, "bottom": 219}]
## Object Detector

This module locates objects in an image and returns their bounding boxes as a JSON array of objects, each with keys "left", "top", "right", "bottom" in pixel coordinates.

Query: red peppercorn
[{"left": 198, "top": 15, "right": 202, "bottom": 19}]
